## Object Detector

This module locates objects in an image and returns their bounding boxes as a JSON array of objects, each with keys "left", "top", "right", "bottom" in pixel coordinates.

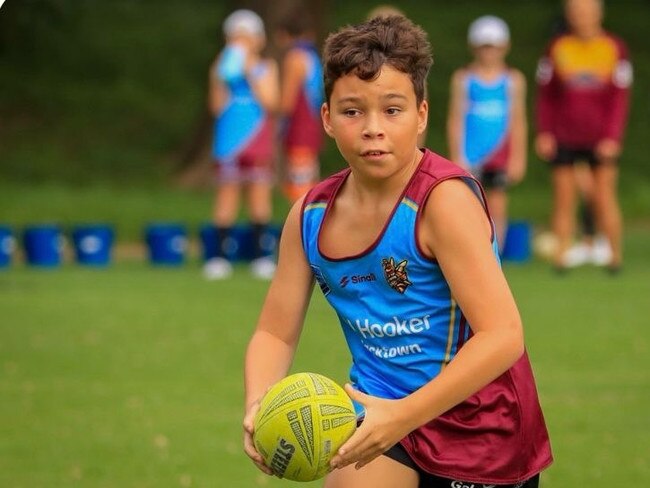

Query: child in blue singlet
[
  {"left": 204, "top": 9, "right": 279, "bottom": 280},
  {"left": 447, "top": 15, "right": 527, "bottom": 251},
  {"left": 243, "top": 15, "right": 551, "bottom": 488}
]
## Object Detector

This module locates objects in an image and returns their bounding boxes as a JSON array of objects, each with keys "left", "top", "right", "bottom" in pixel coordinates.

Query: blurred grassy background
[{"left": 1, "top": 0, "right": 649, "bottom": 238}]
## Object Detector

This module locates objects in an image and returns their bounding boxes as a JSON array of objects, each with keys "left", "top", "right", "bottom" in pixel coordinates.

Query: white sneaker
[
  {"left": 250, "top": 257, "right": 276, "bottom": 280},
  {"left": 563, "top": 243, "right": 591, "bottom": 268},
  {"left": 203, "top": 257, "right": 233, "bottom": 280},
  {"left": 590, "top": 236, "right": 612, "bottom": 266}
]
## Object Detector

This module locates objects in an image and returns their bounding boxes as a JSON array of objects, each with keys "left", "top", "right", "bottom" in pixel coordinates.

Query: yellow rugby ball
[{"left": 253, "top": 372, "right": 357, "bottom": 481}]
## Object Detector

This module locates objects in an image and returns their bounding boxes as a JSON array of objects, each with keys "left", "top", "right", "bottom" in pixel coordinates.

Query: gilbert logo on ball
[{"left": 253, "top": 372, "right": 357, "bottom": 481}]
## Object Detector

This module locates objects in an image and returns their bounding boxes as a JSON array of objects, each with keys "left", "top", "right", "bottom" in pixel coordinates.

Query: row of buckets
[
  {"left": 0, "top": 220, "right": 532, "bottom": 269},
  {"left": 0, "top": 223, "right": 281, "bottom": 268}
]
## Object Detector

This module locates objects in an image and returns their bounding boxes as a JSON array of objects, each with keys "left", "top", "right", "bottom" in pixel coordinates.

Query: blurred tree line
[{"left": 0, "top": 0, "right": 648, "bottom": 204}]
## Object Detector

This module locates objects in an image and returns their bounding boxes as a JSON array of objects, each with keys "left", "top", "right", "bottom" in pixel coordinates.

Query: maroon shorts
[{"left": 216, "top": 119, "right": 275, "bottom": 184}]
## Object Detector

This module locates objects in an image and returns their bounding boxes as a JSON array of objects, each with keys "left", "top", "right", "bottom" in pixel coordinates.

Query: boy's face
[{"left": 321, "top": 65, "right": 427, "bottom": 179}]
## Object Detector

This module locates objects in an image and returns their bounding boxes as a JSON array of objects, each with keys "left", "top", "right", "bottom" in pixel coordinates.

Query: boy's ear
[
  {"left": 417, "top": 100, "right": 429, "bottom": 135},
  {"left": 321, "top": 102, "right": 335, "bottom": 137}
]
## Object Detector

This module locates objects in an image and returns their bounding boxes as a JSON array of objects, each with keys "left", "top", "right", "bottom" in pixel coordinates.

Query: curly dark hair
[{"left": 322, "top": 15, "right": 433, "bottom": 105}]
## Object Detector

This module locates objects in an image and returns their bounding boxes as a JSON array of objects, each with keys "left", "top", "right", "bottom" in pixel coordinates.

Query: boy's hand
[
  {"left": 329, "top": 384, "right": 412, "bottom": 471},
  {"left": 242, "top": 400, "right": 274, "bottom": 476}
]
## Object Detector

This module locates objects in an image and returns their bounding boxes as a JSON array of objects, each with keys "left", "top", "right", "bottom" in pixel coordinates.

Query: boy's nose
[{"left": 362, "top": 115, "right": 384, "bottom": 138}]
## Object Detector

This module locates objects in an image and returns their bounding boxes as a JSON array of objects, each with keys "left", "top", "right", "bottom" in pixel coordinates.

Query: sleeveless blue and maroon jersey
[
  {"left": 460, "top": 70, "right": 512, "bottom": 172},
  {"left": 300, "top": 149, "right": 552, "bottom": 483},
  {"left": 212, "top": 46, "right": 273, "bottom": 165}
]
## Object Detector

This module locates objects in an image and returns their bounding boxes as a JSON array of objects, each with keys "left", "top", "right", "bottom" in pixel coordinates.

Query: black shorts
[
  {"left": 383, "top": 443, "right": 540, "bottom": 488},
  {"left": 552, "top": 147, "right": 599, "bottom": 167},
  {"left": 480, "top": 169, "right": 509, "bottom": 190}
]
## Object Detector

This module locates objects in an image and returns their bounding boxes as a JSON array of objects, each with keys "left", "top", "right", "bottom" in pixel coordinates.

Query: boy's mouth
[{"left": 361, "top": 150, "right": 387, "bottom": 157}]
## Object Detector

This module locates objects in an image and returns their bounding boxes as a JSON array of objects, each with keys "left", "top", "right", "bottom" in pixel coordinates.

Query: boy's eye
[
  {"left": 386, "top": 107, "right": 402, "bottom": 115},
  {"left": 343, "top": 108, "right": 360, "bottom": 117}
]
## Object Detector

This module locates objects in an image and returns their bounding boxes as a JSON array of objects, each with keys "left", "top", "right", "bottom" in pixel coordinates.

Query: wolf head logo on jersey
[{"left": 381, "top": 257, "right": 411, "bottom": 294}]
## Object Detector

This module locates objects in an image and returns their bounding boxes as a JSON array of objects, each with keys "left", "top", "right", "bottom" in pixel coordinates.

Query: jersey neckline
[{"left": 316, "top": 149, "right": 429, "bottom": 262}]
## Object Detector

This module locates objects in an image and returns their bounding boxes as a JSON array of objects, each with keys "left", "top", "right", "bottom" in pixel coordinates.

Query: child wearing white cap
[
  {"left": 205, "top": 9, "right": 280, "bottom": 280},
  {"left": 468, "top": 15, "right": 511, "bottom": 47},
  {"left": 447, "top": 15, "right": 527, "bottom": 253}
]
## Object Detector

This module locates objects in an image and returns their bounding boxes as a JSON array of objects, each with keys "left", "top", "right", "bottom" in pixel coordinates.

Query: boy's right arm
[{"left": 242, "top": 197, "right": 315, "bottom": 472}]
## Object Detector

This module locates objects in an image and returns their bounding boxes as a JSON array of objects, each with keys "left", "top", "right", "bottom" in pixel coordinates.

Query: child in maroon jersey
[{"left": 535, "top": 0, "right": 632, "bottom": 273}]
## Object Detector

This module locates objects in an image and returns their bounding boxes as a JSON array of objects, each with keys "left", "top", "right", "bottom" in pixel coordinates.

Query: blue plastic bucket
[
  {"left": 72, "top": 225, "right": 114, "bottom": 266},
  {"left": 257, "top": 224, "right": 281, "bottom": 259},
  {"left": 145, "top": 223, "right": 187, "bottom": 265},
  {"left": 199, "top": 223, "right": 281, "bottom": 262},
  {"left": 199, "top": 224, "right": 250, "bottom": 262},
  {"left": 199, "top": 224, "right": 219, "bottom": 262},
  {"left": 502, "top": 220, "right": 532, "bottom": 263},
  {"left": 0, "top": 226, "right": 15, "bottom": 268},
  {"left": 23, "top": 225, "right": 63, "bottom": 267}
]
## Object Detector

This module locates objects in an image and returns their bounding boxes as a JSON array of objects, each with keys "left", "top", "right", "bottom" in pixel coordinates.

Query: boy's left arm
[
  {"left": 507, "top": 69, "right": 527, "bottom": 184},
  {"left": 330, "top": 179, "right": 524, "bottom": 471}
]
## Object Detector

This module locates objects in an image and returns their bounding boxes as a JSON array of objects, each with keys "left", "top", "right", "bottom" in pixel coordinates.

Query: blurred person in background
[
  {"left": 275, "top": 9, "right": 325, "bottom": 203},
  {"left": 204, "top": 9, "right": 280, "bottom": 280},
  {"left": 541, "top": 10, "right": 609, "bottom": 268},
  {"left": 447, "top": 15, "right": 527, "bottom": 252},
  {"left": 535, "top": 0, "right": 632, "bottom": 274}
]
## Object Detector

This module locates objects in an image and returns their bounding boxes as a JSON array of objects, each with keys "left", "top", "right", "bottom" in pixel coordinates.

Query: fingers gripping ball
[{"left": 253, "top": 372, "right": 357, "bottom": 481}]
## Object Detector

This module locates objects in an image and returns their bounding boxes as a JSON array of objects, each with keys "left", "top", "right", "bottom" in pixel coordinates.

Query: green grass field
[{"left": 1, "top": 227, "right": 649, "bottom": 487}]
